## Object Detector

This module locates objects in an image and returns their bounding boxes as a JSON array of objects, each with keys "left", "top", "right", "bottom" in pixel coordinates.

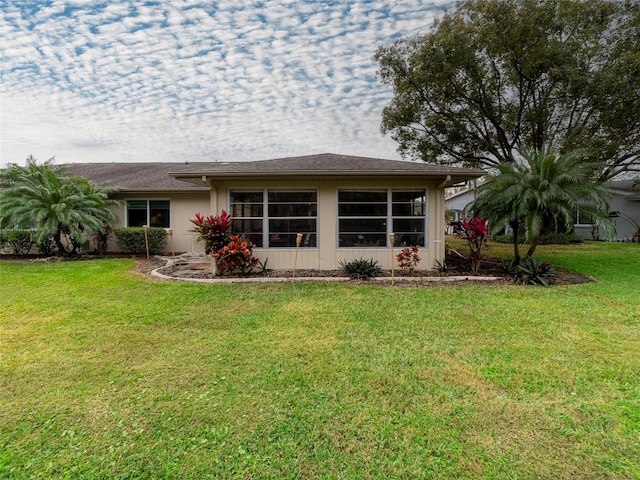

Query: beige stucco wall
[
  {"left": 206, "top": 178, "right": 446, "bottom": 271},
  {"left": 108, "top": 191, "right": 210, "bottom": 253}
]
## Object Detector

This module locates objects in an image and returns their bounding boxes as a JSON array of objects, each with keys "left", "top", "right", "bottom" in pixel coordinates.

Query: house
[
  {"left": 444, "top": 180, "right": 640, "bottom": 241},
  {"left": 69, "top": 153, "right": 484, "bottom": 270},
  {"left": 575, "top": 181, "right": 640, "bottom": 241}
]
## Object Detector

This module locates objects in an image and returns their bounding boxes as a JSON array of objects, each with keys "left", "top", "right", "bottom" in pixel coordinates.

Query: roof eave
[
  {"left": 170, "top": 170, "right": 484, "bottom": 184},
  {"left": 112, "top": 187, "right": 209, "bottom": 193}
]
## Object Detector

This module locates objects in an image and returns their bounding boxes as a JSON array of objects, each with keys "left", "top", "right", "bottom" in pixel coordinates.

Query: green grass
[{"left": 1, "top": 242, "right": 639, "bottom": 479}]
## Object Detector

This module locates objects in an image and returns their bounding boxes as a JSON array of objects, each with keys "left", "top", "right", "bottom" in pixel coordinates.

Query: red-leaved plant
[
  {"left": 461, "top": 217, "right": 488, "bottom": 273},
  {"left": 214, "top": 235, "right": 259, "bottom": 275},
  {"left": 397, "top": 245, "right": 421, "bottom": 273},
  {"left": 190, "top": 210, "right": 232, "bottom": 254}
]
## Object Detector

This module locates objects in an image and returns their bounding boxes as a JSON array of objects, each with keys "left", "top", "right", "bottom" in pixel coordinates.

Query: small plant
[
  {"left": 397, "top": 245, "right": 421, "bottom": 273},
  {"left": 190, "top": 210, "right": 232, "bottom": 254},
  {"left": 500, "top": 258, "right": 519, "bottom": 277},
  {"left": 434, "top": 258, "right": 454, "bottom": 272},
  {"left": 461, "top": 217, "right": 488, "bottom": 273},
  {"left": 514, "top": 257, "right": 556, "bottom": 286},
  {"left": 256, "top": 258, "right": 269, "bottom": 275},
  {"left": 339, "top": 258, "right": 382, "bottom": 279},
  {"left": 214, "top": 235, "right": 260, "bottom": 275}
]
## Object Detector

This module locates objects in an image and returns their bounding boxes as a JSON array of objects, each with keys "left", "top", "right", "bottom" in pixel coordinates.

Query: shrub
[
  {"left": 514, "top": 257, "right": 556, "bottom": 286},
  {"left": 0, "top": 230, "right": 34, "bottom": 255},
  {"left": 214, "top": 235, "right": 259, "bottom": 275},
  {"left": 36, "top": 234, "right": 57, "bottom": 256},
  {"left": 539, "top": 232, "right": 583, "bottom": 245},
  {"left": 90, "top": 223, "right": 112, "bottom": 254},
  {"left": 114, "top": 227, "right": 167, "bottom": 255},
  {"left": 339, "top": 258, "right": 382, "bottom": 279},
  {"left": 461, "top": 217, "right": 488, "bottom": 273},
  {"left": 434, "top": 258, "right": 455, "bottom": 272},
  {"left": 397, "top": 245, "right": 421, "bottom": 273},
  {"left": 500, "top": 258, "right": 519, "bottom": 277},
  {"left": 190, "top": 211, "right": 232, "bottom": 254},
  {"left": 495, "top": 231, "right": 583, "bottom": 245}
]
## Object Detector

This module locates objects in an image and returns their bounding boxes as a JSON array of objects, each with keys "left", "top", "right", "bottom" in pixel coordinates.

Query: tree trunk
[
  {"left": 53, "top": 230, "right": 66, "bottom": 256},
  {"left": 525, "top": 237, "right": 539, "bottom": 259},
  {"left": 511, "top": 221, "right": 521, "bottom": 265}
]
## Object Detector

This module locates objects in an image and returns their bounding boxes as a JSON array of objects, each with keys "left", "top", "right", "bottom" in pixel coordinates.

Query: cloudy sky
[{"left": 1, "top": 0, "right": 451, "bottom": 166}]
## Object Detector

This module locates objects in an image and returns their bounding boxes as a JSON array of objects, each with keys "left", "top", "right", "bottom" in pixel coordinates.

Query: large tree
[
  {"left": 0, "top": 157, "right": 118, "bottom": 256},
  {"left": 375, "top": 0, "right": 640, "bottom": 181}
]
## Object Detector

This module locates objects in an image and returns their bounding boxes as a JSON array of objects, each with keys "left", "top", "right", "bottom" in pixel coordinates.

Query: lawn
[{"left": 1, "top": 242, "right": 639, "bottom": 479}]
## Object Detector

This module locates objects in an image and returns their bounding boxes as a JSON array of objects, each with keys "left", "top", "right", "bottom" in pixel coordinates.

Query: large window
[
  {"left": 338, "top": 190, "right": 388, "bottom": 247},
  {"left": 126, "top": 200, "right": 170, "bottom": 228},
  {"left": 338, "top": 190, "right": 426, "bottom": 247},
  {"left": 392, "top": 190, "right": 426, "bottom": 246},
  {"left": 230, "top": 190, "right": 317, "bottom": 248}
]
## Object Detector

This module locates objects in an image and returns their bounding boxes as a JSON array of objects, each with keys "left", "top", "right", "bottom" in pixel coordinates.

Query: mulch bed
[{"left": 139, "top": 253, "right": 593, "bottom": 286}]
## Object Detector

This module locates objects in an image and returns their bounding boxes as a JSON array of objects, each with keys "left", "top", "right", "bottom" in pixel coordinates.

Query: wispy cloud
[{"left": 0, "top": 0, "right": 452, "bottom": 165}]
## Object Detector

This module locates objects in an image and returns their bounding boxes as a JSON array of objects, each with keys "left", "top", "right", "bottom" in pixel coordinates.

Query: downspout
[
  {"left": 201, "top": 175, "right": 217, "bottom": 214},
  {"left": 438, "top": 175, "right": 452, "bottom": 189}
]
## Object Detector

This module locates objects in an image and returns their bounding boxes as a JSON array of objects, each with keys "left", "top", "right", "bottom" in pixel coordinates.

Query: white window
[
  {"left": 126, "top": 200, "right": 170, "bottom": 228},
  {"left": 230, "top": 190, "right": 317, "bottom": 248},
  {"left": 338, "top": 189, "right": 427, "bottom": 247}
]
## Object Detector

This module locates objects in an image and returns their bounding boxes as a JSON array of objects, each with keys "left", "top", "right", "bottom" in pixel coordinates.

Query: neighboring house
[
  {"left": 70, "top": 153, "right": 483, "bottom": 270},
  {"left": 444, "top": 180, "right": 640, "bottom": 241},
  {"left": 575, "top": 181, "right": 640, "bottom": 241},
  {"left": 445, "top": 187, "right": 476, "bottom": 226}
]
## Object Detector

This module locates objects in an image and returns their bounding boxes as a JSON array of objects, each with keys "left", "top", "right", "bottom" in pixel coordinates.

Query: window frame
[
  {"left": 229, "top": 189, "right": 319, "bottom": 248},
  {"left": 337, "top": 189, "right": 428, "bottom": 248},
  {"left": 574, "top": 207, "right": 596, "bottom": 226},
  {"left": 125, "top": 199, "right": 171, "bottom": 228}
]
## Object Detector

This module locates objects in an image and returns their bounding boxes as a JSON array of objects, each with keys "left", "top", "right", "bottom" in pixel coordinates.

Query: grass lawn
[{"left": 1, "top": 241, "right": 639, "bottom": 479}]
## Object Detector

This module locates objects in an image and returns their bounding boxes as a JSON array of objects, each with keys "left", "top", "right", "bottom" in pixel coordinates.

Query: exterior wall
[
  {"left": 445, "top": 190, "right": 474, "bottom": 217},
  {"left": 575, "top": 193, "right": 640, "bottom": 241},
  {"left": 108, "top": 191, "right": 210, "bottom": 253},
  {"left": 209, "top": 178, "right": 447, "bottom": 271}
]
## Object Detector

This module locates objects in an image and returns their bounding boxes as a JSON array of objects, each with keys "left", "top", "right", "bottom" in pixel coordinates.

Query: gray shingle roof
[
  {"left": 172, "top": 153, "right": 484, "bottom": 183},
  {"left": 67, "top": 154, "right": 484, "bottom": 191},
  {"left": 67, "top": 162, "right": 214, "bottom": 191}
]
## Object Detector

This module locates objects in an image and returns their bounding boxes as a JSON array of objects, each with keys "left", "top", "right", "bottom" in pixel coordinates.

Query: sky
[{"left": 0, "top": 0, "right": 453, "bottom": 167}]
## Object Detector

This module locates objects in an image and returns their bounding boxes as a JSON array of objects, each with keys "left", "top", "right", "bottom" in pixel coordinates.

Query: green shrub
[
  {"left": 0, "top": 230, "right": 34, "bottom": 255},
  {"left": 36, "top": 234, "right": 57, "bottom": 256},
  {"left": 539, "top": 231, "right": 583, "bottom": 245},
  {"left": 114, "top": 227, "right": 167, "bottom": 255},
  {"left": 514, "top": 257, "right": 556, "bottom": 286},
  {"left": 339, "top": 258, "right": 382, "bottom": 279},
  {"left": 495, "top": 231, "right": 582, "bottom": 245}
]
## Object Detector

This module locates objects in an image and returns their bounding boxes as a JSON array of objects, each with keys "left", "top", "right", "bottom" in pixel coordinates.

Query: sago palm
[
  {"left": 0, "top": 159, "right": 118, "bottom": 256},
  {"left": 473, "top": 148, "right": 613, "bottom": 261}
]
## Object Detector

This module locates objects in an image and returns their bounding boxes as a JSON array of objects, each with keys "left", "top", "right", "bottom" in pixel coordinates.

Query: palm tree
[
  {"left": 473, "top": 148, "right": 614, "bottom": 262},
  {"left": 0, "top": 157, "right": 118, "bottom": 256}
]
